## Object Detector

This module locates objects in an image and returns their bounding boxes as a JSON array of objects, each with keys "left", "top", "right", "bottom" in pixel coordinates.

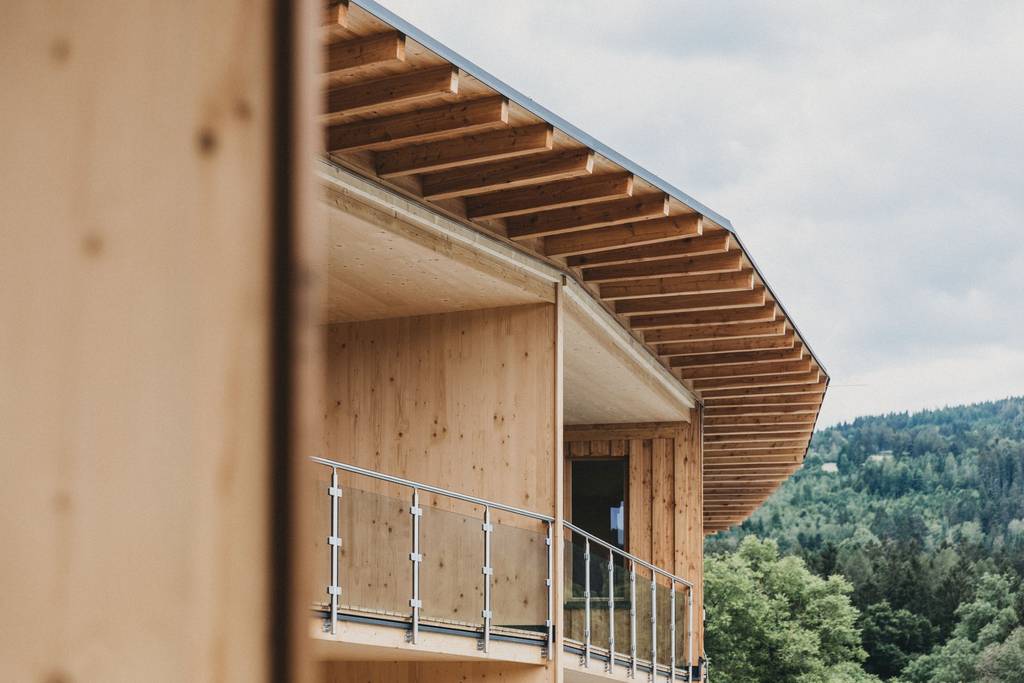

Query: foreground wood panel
[{"left": 0, "top": 0, "right": 315, "bottom": 680}]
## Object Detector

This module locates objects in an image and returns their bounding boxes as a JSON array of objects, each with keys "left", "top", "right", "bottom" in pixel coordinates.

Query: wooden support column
[{"left": 553, "top": 279, "right": 566, "bottom": 683}]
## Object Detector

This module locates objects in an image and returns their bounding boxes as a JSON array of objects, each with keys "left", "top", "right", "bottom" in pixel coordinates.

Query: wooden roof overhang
[{"left": 320, "top": 1, "right": 830, "bottom": 534}]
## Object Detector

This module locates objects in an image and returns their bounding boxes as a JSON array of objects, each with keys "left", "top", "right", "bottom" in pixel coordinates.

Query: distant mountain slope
[{"left": 706, "top": 397, "right": 1024, "bottom": 680}]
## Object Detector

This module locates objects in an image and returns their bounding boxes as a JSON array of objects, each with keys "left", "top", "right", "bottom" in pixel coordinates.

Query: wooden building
[{"left": 2, "top": 1, "right": 826, "bottom": 682}]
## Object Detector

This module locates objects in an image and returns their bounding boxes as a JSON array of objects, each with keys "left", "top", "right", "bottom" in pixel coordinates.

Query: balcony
[{"left": 311, "top": 457, "right": 699, "bottom": 680}]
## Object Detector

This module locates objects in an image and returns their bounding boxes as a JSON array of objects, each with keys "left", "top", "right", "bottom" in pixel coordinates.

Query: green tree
[
  {"left": 977, "top": 627, "right": 1024, "bottom": 683},
  {"left": 899, "top": 573, "right": 1021, "bottom": 683},
  {"left": 704, "top": 537, "right": 877, "bottom": 683},
  {"left": 859, "top": 602, "right": 935, "bottom": 678}
]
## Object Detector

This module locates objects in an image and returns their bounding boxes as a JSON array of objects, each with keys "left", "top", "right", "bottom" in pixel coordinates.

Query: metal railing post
[
  {"left": 688, "top": 588, "right": 695, "bottom": 682},
  {"left": 583, "top": 536, "right": 591, "bottom": 667},
  {"left": 408, "top": 488, "right": 423, "bottom": 644},
  {"left": 327, "top": 468, "right": 343, "bottom": 635},
  {"left": 481, "top": 506, "right": 493, "bottom": 652},
  {"left": 630, "top": 560, "right": 638, "bottom": 679},
  {"left": 608, "top": 547, "right": 615, "bottom": 672},
  {"left": 670, "top": 581, "right": 677, "bottom": 682},
  {"left": 546, "top": 521, "right": 554, "bottom": 661},
  {"left": 651, "top": 578, "right": 658, "bottom": 681}
]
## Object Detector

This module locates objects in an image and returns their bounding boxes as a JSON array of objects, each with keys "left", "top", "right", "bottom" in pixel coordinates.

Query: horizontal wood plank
[
  {"left": 466, "top": 173, "right": 633, "bottom": 219},
  {"left": 600, "top": 270, "right": 754, "bottom": 300},
  {"left": 631, "top": 303, "right": 777, "bottom": 330},
  {"left": 324, "top": 31, "right": 405, "bottom": 77},
  {"left": 643, "top": 320, "right": 787, "bottom": 344},
  {"left": 617, "top": 287, "right": 765, "bottom": 317},
  {"left": 420, "top": 148, "right": 594, "bottom": 199},
  {"left": 507, "top": 193, "right": 670, "bottom": 239},
  {"left": 326, "top": 96, "right": 508, "bottom": 152},
  {"left": 544, "top": 214, "right": 703, "bottom": 257},
  {"left": 376, "top": 123, "right": 553, "bottom": 177},
  {"left": 568, "top": 232, "right": 730, "bottom": 267},
  {"left": 325, "top": 65, "right": 458, "bottom": 117},
  {"left": 584, "top": 250, "right": 744, "bottom": 283}
]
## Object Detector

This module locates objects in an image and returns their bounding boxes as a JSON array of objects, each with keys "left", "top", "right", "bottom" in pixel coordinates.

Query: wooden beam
[
  {"left": 704, "top": 404, "right": 821, "bottom": 418},
  {"left": 631, "top": 303, "right": 777, "bottom": 331},
  {"left": 705, "top": 430, "right": 813, "bottom": 443},
  {"left": 705, "top": 441, "right": 809, "bottom": 453},
  {"left": 703, "top": 487, "right": 778, "bottom": 495},
  {"left": 325, "top": 96, "right": 508, "bottom": 152},
  {"left": 704, "top": 417, "right": 815, "bottom": 432},
  {"left": 656, "top": 333, "right": 796, "bottom": 357},
  {"left": 324, "top": 31, "right": 405, "bottom": 78},
  {"left": 322, "top": 1, "right": 349, "bottom": 41},
  {"left": 700, "top": 380, "right": 828, "bottom": 400},
  {"left": 544, "top": 214, "right": 703, "bottom": 257},
  {"left": 466, "top": 173, "right": 633, "bottom": 220},
  {"left": 670, "top": 343, "right": 802, "bottom": 368},
  {"left": 584, "top": 250, "right": 744, "bottom": 283},
  {"left": 705, "top": 455, "right": 803, "bottom": 466},
  {"left": 617, "top": 287, "right": 765, "bottom": 317},
  {"left": 706, "top": 394, "right": 823, "bottom": 407},
  {"left": 643, "top": 320, "right": 787, "bottom": 344},
  {"left": 694, "top": 369, "right": 820, "bottom": 392},
  {"left": 564, "top": 421, "right": 687, "bottom": 441},
  {"left": 600, "top": 270, "right": 754, "bottom": 301},
  {"left": 705, "top": 423, "right": 818, "bottom": 436},
  {"left": 324, "top": 65, "right": 458, "bottom": 118},
  {"left": 568, "top": 232, "right": 730, "bottom": 268},
  {"left": 704, "top": 493, "right": 776, "bottom": 501},
  {"left": 703, "top": 473, "right": 795, "bottom": 483},
  {"left": 376, "top": 123, "right": 553, "bottom": 178},
  {"left": 705, "top": 466, "right": 801, "bottom": 476},
  {"left": 506, "top": 194, "right": 670, "bottom": 240},
  {"left": 682, "top": 358, "right": 811, "bottom": 381},
  {"left": 421, "top": 148, "right": 594, "bottom": 200}
]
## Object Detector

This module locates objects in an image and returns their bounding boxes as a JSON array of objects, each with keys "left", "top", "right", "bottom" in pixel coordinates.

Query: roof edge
[{"left": 348, "top": 0, "right": 828, "bottom": 379}]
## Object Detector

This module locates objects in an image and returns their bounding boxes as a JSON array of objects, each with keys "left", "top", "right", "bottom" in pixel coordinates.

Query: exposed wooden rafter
[
  {"left": 466, "top": 173, "right": 634, "bottom": 220},
  {"left": 324, "top": 31, "right": 406, "bottom": 78},
  {"left": 324, "top": 65, "right": 458, "bottom": 119},
  {"left": 421, "top": 148, "right": 594, "bottom": 200},
  {"left": 376, "top": 124, "right": 553, "bottom": 177},
  {"left": 544, "top": 214, "right": 703, "bottom": 257},
  {"left": 507, "top": 194, "right": 670, "bottom": 240},
  {"left": 326, "top": 96, "right": 509, "bottom": 153},
  {"left": 567, "top": 232, "right": 730, "bottom": 268}
]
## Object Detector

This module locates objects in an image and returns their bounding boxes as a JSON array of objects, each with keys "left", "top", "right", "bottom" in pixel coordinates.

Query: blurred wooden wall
[{"left": 0, "top": 1, "right": 318, "bottom": 681}]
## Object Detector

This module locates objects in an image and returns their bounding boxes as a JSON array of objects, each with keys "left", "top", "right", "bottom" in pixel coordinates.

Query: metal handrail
[
  {"left": 314, "top": 457, "right": 696, "bottom": 678},
  {"left": 564, "top": 521, "right": 696, "bottom": 681},
  {"left": 564, "top": 521, "right": 694, "bottom": 588},
  {"left": 313, "top": 456, "right": 555, "bottom": 657},
  {"left": 312, "top": 456, "right": 555, "bottom": 522}
]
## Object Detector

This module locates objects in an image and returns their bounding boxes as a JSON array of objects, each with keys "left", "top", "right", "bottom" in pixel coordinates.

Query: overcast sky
[{"left": 376, "top": 1, "right": 1024, "bottom": 426}]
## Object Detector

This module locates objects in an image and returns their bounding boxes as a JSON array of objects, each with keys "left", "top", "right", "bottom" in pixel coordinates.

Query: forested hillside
[{"left": 705, "top": 397, "right": 1024, "bottom": 682}]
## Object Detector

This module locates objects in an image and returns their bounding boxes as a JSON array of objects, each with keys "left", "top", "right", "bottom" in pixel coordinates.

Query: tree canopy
[{"left": 706, "top": 397, "right": 1024, "bottom": 681}]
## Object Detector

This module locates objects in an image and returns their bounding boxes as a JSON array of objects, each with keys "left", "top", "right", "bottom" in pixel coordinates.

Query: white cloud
[{"left": 375, "top": 0, "right": 1024, "bottom": 424}]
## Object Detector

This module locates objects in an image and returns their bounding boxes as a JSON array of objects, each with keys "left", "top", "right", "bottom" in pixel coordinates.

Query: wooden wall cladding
[
  {"left": 318, "top": 303, "right": 557, "bottom": 632},
  {"left": 323, "top": 302, "right": 556, "bottom": 512},
  {"left": 564, "top": 412, "right": 704, "bottom": 664},
  {"left": 321, "top": 660, "right": 554, "bottom": 683}
]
